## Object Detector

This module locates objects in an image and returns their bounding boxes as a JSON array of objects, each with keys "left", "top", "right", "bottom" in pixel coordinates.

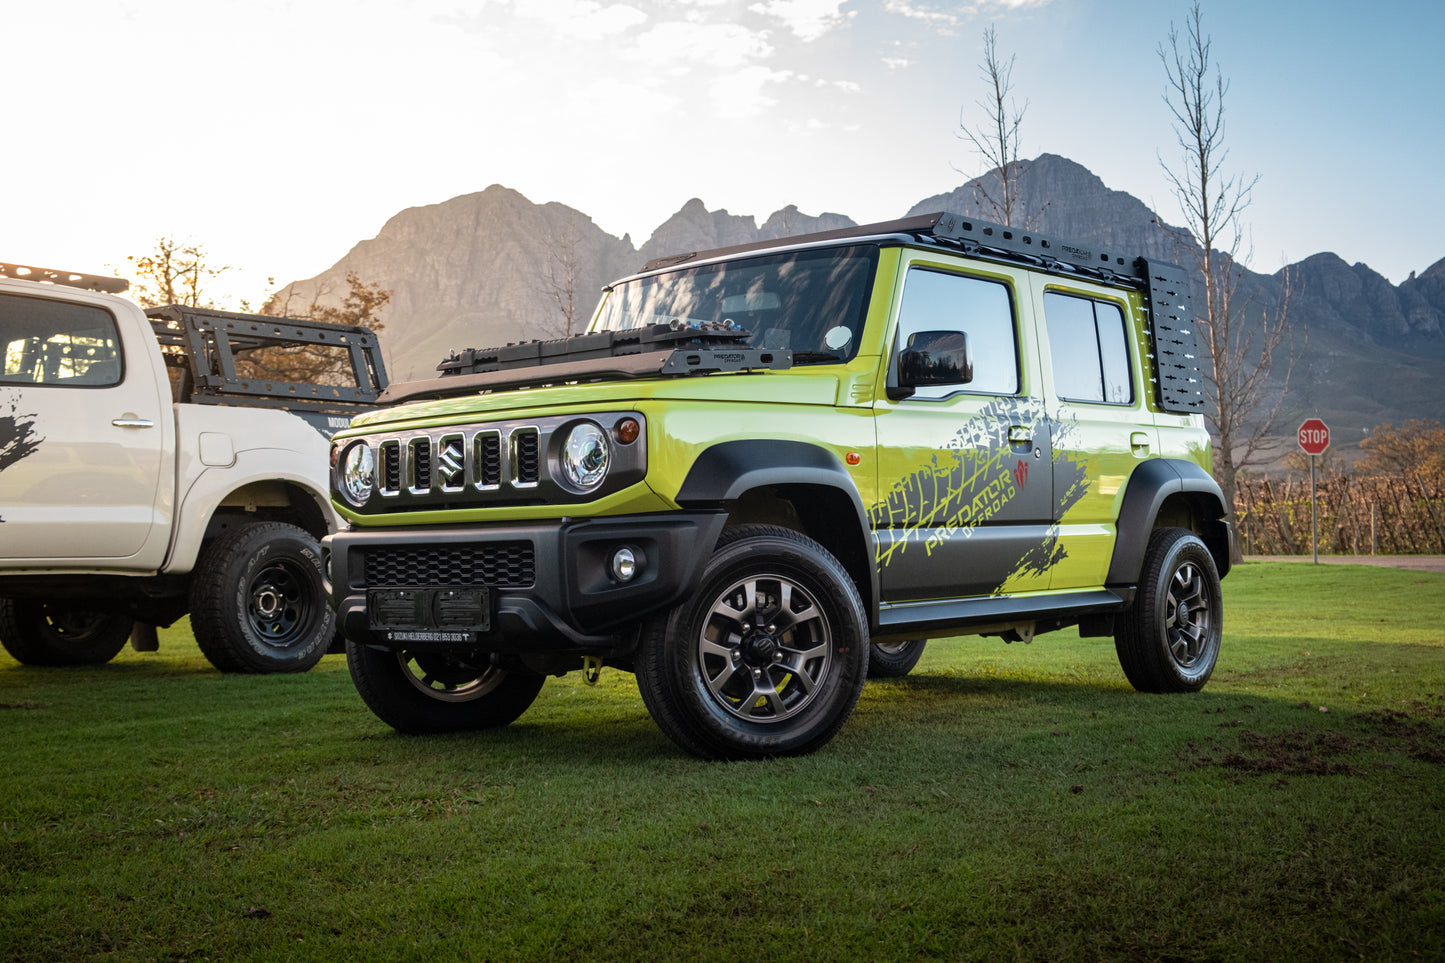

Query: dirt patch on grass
[{"left": 1185, "top": 701, "right": 1445, "bottom": 780}]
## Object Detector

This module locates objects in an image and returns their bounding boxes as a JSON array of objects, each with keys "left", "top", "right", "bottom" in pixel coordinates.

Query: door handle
[
  {"left": 1130, "top": 431, "right": 1151, "bottom": 455},
  {"left": 1008, "top": 426, "right": 1032, "bottom": 446},
  {"left": 112, "top": 417, "right": 155, "bottom": 428}
]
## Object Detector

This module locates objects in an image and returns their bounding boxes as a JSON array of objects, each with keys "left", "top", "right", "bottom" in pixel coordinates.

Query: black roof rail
[{"left": 0, "top": 261, "right": 129, "bottom": 294}]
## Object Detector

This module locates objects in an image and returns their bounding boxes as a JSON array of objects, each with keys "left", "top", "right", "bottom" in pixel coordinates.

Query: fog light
[{"left": 610, "top": 546, "right": 642, "bottom": 582}]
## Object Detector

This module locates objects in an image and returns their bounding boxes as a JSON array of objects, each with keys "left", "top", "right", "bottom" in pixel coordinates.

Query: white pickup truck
[{"left": 0, "top": 262, "right": 386, "bottom": 673}]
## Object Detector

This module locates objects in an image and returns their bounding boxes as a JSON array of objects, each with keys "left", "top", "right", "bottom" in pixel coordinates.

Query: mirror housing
[{"left": 888, "top": 330, "right": 973, "bottom": 400}]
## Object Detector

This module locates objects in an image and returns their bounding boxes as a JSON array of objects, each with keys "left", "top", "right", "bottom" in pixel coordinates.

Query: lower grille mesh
[{"left": 362, "top": 542, "right": 536, "bottom": 588}]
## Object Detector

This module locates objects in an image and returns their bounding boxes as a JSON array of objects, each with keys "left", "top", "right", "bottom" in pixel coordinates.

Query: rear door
[
  {"left": 0, "top": 291, "right": 168, "bottom": 562},
  {"left": 1034, "top": 279, "right": 1156, "bottom": 591}
]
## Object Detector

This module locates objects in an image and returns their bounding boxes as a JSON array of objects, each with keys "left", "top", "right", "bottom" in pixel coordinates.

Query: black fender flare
[
  {"left": 1106, "top": 458, "right": 1232, "bottom": 587},
  {"left": 674, "top": 440, "right": 878, "bottom": 614}
]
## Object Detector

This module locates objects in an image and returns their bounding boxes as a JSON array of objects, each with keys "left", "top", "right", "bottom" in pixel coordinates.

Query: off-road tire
[
  {"left": 189, "top": 521, "right": 332, "bottom": 674},
  {"left": 347, "top": 642, "right": 546, "bottom": 735},
  {"left": 635, "top": 524, "right": 869, "bottom": 760},
  {"left": 869, "top": 639, "right": 926, "bottom": 678},
  {"left": 0, "top": 599, "right": 132, "bottom": 666},
  {"left": 1115, "top": 527, "right": 1222, "bottom": 693}
]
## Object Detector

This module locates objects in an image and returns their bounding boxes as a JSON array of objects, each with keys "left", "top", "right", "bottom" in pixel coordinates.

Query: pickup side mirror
[{"left": 887, "top": 330, "right": 973, "bottom": 400}]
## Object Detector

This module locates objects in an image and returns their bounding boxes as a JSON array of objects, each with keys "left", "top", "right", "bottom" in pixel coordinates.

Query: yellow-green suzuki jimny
[{"left": 323, "top": 212, "right": 1233, "bottom": 759}]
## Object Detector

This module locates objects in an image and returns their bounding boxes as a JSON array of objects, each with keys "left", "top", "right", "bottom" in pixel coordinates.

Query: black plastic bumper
[{"left": 323, "top": 512, "right": 726, "bottom": 653}]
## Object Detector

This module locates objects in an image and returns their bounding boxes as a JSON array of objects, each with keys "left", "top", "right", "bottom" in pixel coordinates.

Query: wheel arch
[
  {"left": 167, "top": 451, "right": 338, "bottom": 575},
  {"left": 1106, "top": 458, "right": 1232, "bottom": 587},
  {"left": 674, "top": 440, "right": 877, "bottom": 618}
]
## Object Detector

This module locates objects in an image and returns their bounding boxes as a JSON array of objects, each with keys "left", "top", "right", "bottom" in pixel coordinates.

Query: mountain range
[{"left": 275, "top": 153, "right": 1445, "bottom": 456}]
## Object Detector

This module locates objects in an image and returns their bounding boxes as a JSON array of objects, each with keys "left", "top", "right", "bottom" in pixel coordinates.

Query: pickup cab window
[{"left": 1, "top": 294, "right": 122, "bottom": 387}]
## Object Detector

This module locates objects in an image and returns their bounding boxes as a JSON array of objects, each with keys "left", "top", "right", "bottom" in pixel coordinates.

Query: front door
[
  {"left": 872, "top": 259, "right": 1054, "bottom": 602},
  {"left": 0, "top": 292, "right": 167, "bottom": 562}
]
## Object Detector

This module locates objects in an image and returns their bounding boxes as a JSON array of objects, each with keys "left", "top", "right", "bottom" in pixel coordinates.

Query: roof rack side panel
[{"left": 1138, "top": 258, "right": 1207, "bottom": 415}]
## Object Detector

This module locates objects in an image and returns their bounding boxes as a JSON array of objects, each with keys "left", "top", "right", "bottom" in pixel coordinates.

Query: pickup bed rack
[{"left": 146, "top": 305, "right": 387, "bottom": 412}]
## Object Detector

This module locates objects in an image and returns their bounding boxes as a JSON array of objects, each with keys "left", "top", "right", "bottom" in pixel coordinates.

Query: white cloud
[
  {"left": 882, "top": 56, "right": 914, "bottom": 70},
  {"left": 511, "top": 0, "right": 648, "bottom": 38},
  {"left": 709, "top": 64, "right": 793, "bottom": 118},
  {"left": 631, "top": 19, "right": 774, "bottom": 69},
  {"left": 747, "top": 0, "right": 851, "bottom": 42}
]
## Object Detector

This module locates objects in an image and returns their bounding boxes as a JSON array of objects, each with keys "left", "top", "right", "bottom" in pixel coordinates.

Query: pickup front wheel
[
  {"left": 0, "top": 600, "right": 132, "bottom": 666},
  {"left": 190, "top": 521, "right": 333, "bottom": 674},
  {"left": 636, "top": 525, "right": 869, "bottom": 759}
]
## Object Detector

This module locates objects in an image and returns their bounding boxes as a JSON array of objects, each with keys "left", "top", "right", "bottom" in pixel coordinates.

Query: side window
[
  {"left": 895, "top": 267, "right": 1018, "bottom": 399},
  {"left": 0, "top": 294, "right": 123, "bottom": 387},
  {"left": 1043, "top": 292, "right": 1132, "bottom": 405}
]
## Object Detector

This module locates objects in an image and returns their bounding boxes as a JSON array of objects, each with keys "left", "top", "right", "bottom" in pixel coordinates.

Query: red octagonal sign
[{"left": 1298, "top": 417, "right": 1330, "bottom": 455}]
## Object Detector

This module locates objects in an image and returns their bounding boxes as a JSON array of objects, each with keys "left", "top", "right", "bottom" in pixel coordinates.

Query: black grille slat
[
  {"left": 477, "top": 434, "right": 502, "bottom": 488},
  {"left": 362, "top": 542, "right": 536, "bottom": 588},
  {"left": 382, "top": 444, "right": 400, "bottom": 492},
  {"left": 411, "top": 439, "right": 432, "bottom": 491},
  {"left": 515, "top": 429, "right": 539, "bottom": 485}
]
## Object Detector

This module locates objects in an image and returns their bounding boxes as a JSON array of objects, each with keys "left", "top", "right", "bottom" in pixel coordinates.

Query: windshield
[{"left": 593, "top": 245, "right": 878, "bottom": 364}]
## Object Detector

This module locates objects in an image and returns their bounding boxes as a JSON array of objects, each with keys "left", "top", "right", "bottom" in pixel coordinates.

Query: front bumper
[{"left": 323, "top": 512, "right": 726, "bottom": 653}]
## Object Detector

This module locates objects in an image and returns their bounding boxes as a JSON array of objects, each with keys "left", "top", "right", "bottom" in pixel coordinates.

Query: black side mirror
[{"left": 888, "top": 330, "right": 973, "bottom": 400}]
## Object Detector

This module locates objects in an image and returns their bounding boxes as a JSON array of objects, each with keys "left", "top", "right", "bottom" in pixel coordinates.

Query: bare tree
[
  {"left": 956, "top": 26, "right": 1040, "bottom": 228},
  {"left": 540, "top": 214, "right": 585, "bottom": 338},
  {"left": 127, "top": 236, "right": 231, "bottom": 308},
  {"left": 1159, "top": 1, "right": 1293, "bottom": 552},
  {"left": 250, "top": 272, "right": 392, "bottom": 385}
]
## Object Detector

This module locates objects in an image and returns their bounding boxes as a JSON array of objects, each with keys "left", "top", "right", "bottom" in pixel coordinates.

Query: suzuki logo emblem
[{"left": 437, "top": 440, "right": 465, "bottom": 488}]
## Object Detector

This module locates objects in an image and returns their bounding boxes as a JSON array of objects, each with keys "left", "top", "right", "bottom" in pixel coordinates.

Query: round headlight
[
  {"left": 560, "top": 421, "right": 610, "bottom": 492},
  {"left": 339, "top": 442, "right": 375, "bottom": 508}
]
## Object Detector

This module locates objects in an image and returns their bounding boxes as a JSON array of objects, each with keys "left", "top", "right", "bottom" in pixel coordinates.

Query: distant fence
[{"left": 1235, "top": 474, "right": 1445, "bottom": 556}]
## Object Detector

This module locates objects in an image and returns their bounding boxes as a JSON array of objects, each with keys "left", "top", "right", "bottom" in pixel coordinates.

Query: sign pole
[
  {"left": 1297, "top": 418, "right": 1330, "bottom": 564},
  {"left": 1310, "top": 454, "right": 1318, "bottom": 565}
]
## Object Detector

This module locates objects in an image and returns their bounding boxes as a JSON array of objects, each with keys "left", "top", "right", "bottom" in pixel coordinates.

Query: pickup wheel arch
[
  {"left": 675, "top": 440, "right": 876, "bottom": 617},
  {"left": 1107, "top": 458, "right": 1231, "bottom": 588}
]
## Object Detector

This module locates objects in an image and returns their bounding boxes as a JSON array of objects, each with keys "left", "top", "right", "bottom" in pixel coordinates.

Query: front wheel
[
  {"left": 0, "top": 599, "right": 132, "bottom": 666},
  {"left": 1114, "top": 527, "right": 1222, "bottom": 693},
  {"left": 635, "top": 525, "right": 869, "bottom": 760},
  {"left": 347, "top": 642, "right": 545, "bottom": 734},
  {"left": 189, "top": 521, "right": 333, "bottom": 674}
]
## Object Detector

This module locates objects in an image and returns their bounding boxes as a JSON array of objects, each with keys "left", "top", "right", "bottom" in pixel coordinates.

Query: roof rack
[
  {"left": 636, "top": 211, "right": 1205, "bottom": 415},
  {"left": 0, "top": 261, "right": 129, "bottom": 294}
]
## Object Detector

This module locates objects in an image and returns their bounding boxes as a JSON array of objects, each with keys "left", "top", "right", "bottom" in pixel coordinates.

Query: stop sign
[{"left": 1298, "top": 418, "right": 1330, "bottom": 455}]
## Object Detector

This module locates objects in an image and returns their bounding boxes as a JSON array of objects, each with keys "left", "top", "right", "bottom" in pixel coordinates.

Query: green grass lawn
[{"left": 3, "top": 562, "right": 1442, "bottom": 962}]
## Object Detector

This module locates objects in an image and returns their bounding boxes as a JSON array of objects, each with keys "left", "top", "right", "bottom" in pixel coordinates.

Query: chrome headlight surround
[
  {"left": 557, "top": 420, "right": 610, "bottom": 493},
  {"left": 338, "top": 440, "right": 376, "bottom": 509}
]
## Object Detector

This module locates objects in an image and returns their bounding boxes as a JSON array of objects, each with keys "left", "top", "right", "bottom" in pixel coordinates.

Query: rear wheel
[
  {"left": 1115, "top": 527, "right": 1222, "bottom": 693},
  {"left": 189, "top": 521, "right": 332, "bottom": 674},
  {"left": 636, "top": 525, "right": 868, "bottom": 760},
  {"left": 347, "top": 642, "right": 545, "bottom": 734},
  {"left": 869, "top": 639, "right": 926, "bottom": 678},
  {"left": 0, "top": 599, "right": 132, "bottom": 666}
]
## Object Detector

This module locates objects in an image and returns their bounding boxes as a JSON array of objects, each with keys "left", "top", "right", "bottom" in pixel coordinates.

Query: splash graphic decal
[
  {"left": 0, "top": 394, "right": 45, "bottom": 523},
  {"left": 871, "top": 398, "right": 1090, "bottom": 593}
]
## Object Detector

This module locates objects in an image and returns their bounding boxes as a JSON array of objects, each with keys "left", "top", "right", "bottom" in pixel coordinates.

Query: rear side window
[
  {"left": 1044, "top": 292, "right": 1131, "bottom": 405},
  {"left": 0, "top": 294, "right": 123, "bottom": 387},
  {"left": 895, "top": 267, "right": 1018, "bottom": 398}
]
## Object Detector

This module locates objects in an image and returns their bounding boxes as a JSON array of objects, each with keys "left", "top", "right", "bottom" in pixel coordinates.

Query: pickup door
[{"left": 0, "top": 290, "right": 169, "bottom": 564}]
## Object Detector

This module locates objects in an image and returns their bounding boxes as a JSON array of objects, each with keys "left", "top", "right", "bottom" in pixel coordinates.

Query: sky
[{"left": 6, "top": 0, "right": 1442, "bottom": 307}]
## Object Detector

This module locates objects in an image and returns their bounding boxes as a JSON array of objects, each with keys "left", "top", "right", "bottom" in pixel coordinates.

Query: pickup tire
[
  {"left": 868, "top": 639, "right": 926, "bottom": 678},
  {"left": 635, "top": 525, "right": 868, "bottom": 760},
  {"left": 189, "top": 521, "right": 332, "bottom": 674},
  {"left": 0, "top": 600, "right": 132, "bottom": 666},
  {"left": 347, "top": 643, "right": 545, "bottom": 734},
  {"left": 1114, "top": 527, "right": 1222, "bottom": 693}
]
